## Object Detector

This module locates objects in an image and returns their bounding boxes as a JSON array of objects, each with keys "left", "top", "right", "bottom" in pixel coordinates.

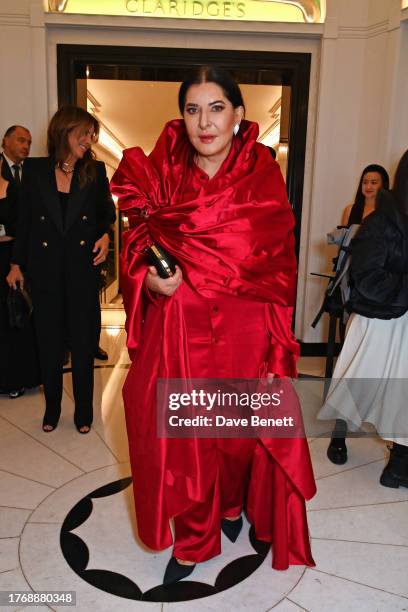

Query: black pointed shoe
[
  {"left": 327, "top": 437, "right": 347, "bottom": 465},
  {"left": 163, "top": 557, "right": 196, "bottom": 585},
  {"left": 221, "top": 516, "right": 243, "bottom": 542},
  {"left": 95, "top": 346, "right": 109, "bottom": 360}
]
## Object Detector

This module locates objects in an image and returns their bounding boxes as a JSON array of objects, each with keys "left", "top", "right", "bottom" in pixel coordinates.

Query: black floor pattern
[{"left": 60, "top": 477, "right": 270, "bottom": 603}]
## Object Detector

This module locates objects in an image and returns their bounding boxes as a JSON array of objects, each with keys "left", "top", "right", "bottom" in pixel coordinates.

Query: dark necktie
[{"left": 12, "top": 164, "right": 21, "bottom": 187}]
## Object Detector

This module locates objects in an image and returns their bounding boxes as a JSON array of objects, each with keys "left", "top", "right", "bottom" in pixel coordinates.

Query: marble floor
[{"left": 1, "top": 309, "right": 408, "bottom": 611}]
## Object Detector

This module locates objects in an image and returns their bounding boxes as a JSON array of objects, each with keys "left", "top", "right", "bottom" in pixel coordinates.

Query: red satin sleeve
[
  {"left": 120, "top": 223, "right": 155, "bottom": 359},
  {"left": 265, "top": 303, "right": 299, "bottom": 377},
  {"left": 143, "top": 283, "right": 162, "bottom": 305},
  {"left": 121, "top": 259, "right": 147, "bottom": 360}
]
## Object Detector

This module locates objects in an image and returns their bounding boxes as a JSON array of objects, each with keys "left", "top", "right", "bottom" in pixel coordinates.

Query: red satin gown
[{"left": 112, "top": 119, "right": 316, "bottom": 570}]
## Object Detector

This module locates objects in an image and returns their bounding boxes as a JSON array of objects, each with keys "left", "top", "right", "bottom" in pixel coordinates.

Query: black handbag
[
  {"left": 7, "top": 285, "right": 33, "bottom": 329},
  {"left": 145, "top": 243, "right": 177, "bottom": 278}
]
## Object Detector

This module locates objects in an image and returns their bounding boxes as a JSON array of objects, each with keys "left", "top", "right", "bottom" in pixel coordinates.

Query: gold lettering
[
  {"left": 193, "top": 1, "right": 203, "bottom": 15},
  {"left": 155, "top": 0, "right": 165, "bottom": 12},
  {"left": 207, "top": 1, "right": 219, "bottom": 16},
  {"left": 236, "top": 1, "right": 245, "bottom": 17},
  {"left": 126, "top": 0, "right": 139, "bottom": 12},
  {"left": 126, "top": 0, "right": 248, "bottom": 19},
  {"left": 169, "top": 0, "right": 180, "bottom": 14},
  {"left": 223, "top": 1, "right": 231, "bottom": 16}
]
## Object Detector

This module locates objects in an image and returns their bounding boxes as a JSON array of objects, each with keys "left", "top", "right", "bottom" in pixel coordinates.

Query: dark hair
[
  {"left": 348, "top": 164, "right": 390, "bottom": 226},
  {"left": 178, "top": 66, "right": 245, "bottom": 114},
  {"left": 392, "top": 150, "right": 408, "bottom": 216},
  {"left": 47, "top": 106, "right": 99, "bottom": 187},
  {"left": 2, "top": 125, "right": 30, "bottom": 148},
  {"left": 268, "top": 146, "right": 277, "bottom": 160}
]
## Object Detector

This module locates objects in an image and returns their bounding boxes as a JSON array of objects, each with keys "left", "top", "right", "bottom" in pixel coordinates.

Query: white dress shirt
[{"left": 2, "top": 152, "right": 24, "bottom": 178}]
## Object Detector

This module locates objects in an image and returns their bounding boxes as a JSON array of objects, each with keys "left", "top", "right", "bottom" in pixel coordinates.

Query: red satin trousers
[
  {"left": 173, "top": 438, "right": 256, "bottom": 562},
  {"left": 124, "top": 283, "right": 314, "bottom": 567}
]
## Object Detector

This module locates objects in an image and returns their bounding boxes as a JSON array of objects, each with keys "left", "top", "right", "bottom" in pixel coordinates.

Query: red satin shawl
[
  {"left": 110, "top": 120, "right": 315, "bottom": 569},
  {"left": 111, "top": 119, "right": 297, "bottom": 352}
]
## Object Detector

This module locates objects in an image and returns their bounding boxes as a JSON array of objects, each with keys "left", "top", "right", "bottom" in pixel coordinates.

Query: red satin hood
[{"left": 111, "top": 118, "right": 297, "bottom": 307}]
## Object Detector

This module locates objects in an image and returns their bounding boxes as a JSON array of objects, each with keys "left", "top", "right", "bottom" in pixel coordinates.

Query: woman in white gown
[
  {"left": 322, "top": 164, "right": 389, "bottom": 464},
  {"left": 319, "top": 150, "right": 408, "bottom": 489}
]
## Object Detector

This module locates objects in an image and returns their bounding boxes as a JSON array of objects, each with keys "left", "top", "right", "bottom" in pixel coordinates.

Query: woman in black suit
[{"left": 7, "top": 106, "right": 116, "bottom": 433}]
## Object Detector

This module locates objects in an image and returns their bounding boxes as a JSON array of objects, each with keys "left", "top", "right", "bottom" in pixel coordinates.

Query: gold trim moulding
[{"left": 47, "top": 0, "right": 322, "bottom": 23}]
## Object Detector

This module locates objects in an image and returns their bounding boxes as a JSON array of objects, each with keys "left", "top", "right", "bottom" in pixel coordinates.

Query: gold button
[
  {"left": 42, "top": 241, "right": 48, "bottom": 248},
  {"left": 40, "top": 215, "right": 45, "bottom": 221},
  {"left": 80, "top": 240, "right": 86, "bottom": 246},
  {"left": 82, "top": 215, "right": 88, "bottom": 221}
]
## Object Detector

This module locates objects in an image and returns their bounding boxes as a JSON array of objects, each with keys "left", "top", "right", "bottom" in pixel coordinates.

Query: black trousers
[
  {"left": 66, "top": 291, "right": 101, "bottom": 352},
  {"left": 32, "top": 282, "right": 98, "bottom": 426},
  {"left": 0, "top": 242, "right": 40, "bottom": 391},
  {"left": 95, "top": 294, "right": 102, "bottom": 349}
]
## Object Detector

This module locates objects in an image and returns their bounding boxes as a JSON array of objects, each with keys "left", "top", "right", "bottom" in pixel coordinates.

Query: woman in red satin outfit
[{"left": 111, "top": 66, "right": 316, "bottom": 584}]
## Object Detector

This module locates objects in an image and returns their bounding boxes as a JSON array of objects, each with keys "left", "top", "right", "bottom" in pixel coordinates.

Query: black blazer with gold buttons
[{"left": 12, "top": 157, "right": 116, "bottom": 295}]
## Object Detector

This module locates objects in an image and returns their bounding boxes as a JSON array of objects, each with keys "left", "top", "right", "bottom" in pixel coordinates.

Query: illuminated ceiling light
[
  {"left": 97, "top": 127, "right": 125, "bottom": 160},
  {"left": 87, "top": 91, "right": 100, "bottom": 115},
  {"left": 259, "top": 97, "right": 281, "bottom": 147},
  {"left": 87, "top": 92, "right": 125, "bottom": 160},
  {"left": 105, "top": 326, "right": 121, "bottom": 337},
  {"left": 259, "top": 124, "right": 281, "bottom": 147}
]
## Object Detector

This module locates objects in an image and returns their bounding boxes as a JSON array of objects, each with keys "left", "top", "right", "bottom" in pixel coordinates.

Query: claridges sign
[
  {"left": 47, "top": 0, "right": 324, "bottom": 23},
  {"left": 126, "top": 0, "right": 246, "bottom": 19}
]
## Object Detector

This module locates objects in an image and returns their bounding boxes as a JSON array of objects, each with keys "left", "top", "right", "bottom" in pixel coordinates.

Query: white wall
[
  {"left": 0, "top": 0, "right": 48, "bottom": 154},
  {"left": 300, "top": 0, "right": 408, "bottom": 341}
]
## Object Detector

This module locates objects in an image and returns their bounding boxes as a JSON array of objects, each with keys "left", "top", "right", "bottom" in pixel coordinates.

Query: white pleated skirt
[{"left": 318, "top": 311, "right": 408, "bottom": 445}]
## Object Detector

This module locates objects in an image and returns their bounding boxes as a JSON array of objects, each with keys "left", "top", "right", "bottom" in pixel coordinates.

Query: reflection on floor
[{"left": 1, "top": 309, "right": 408, "bottom": 611}]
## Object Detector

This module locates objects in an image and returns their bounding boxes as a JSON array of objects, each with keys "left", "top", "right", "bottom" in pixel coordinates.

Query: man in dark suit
[
  {"left": 1, "top": 125, "right": 31, "bottom": 181},
  {"left": 1, "top": 125, "right": 32, "bottom": 243},
  {"left": 1, "top": 125, "right": 38, "bottom": 398}
]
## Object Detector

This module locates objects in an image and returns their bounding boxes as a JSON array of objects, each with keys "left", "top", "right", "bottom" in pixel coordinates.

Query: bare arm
[{"left": 341, "top": 204, "right": 352, "bottom": 226}]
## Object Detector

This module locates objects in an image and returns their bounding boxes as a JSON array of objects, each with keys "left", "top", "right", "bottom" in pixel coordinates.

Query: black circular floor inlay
[{"left": 60, "top": 477, "right": 270, "bottom": 602}]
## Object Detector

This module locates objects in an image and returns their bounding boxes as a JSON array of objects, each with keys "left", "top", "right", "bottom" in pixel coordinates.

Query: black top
[
  {"left": 349, "top": 190, "right": 408, "bottom": 319},
  {"left": 57, "top": 191, "right": 69, "bottom": 230}
]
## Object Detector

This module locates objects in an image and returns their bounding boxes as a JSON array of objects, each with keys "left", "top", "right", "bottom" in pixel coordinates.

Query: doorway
[{"left": 57, "top": 44, "right": 311, "bottom": 299}]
